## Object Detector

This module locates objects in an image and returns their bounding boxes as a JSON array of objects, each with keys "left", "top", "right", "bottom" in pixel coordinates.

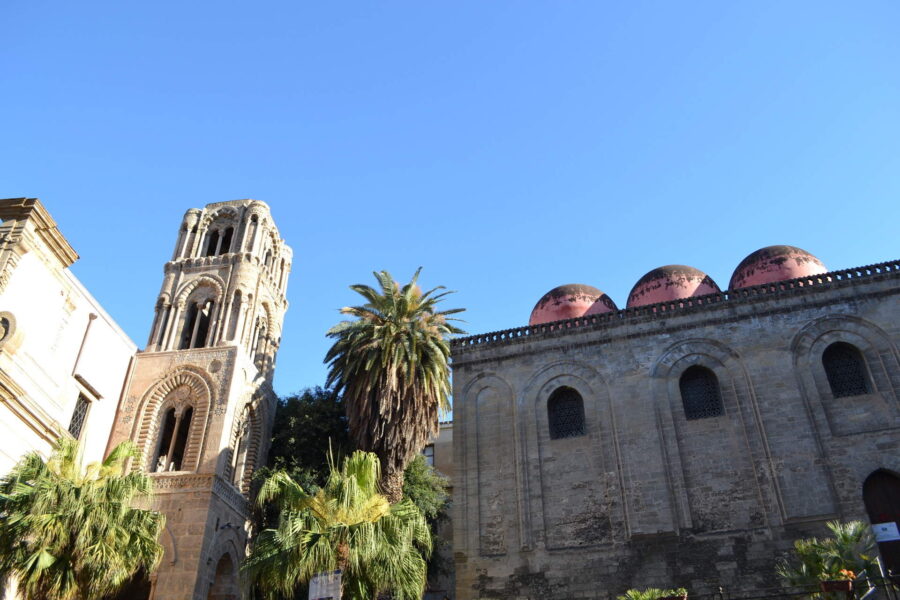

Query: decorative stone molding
[
  {"left": 212, "top": 474, "right": 250, "bottom": 515},
  {"left": 199, "top": 205, "right": 240, "bottom": 229},
  {"left": 133, "top": 367, "right": 214, "bottom": 473},
  {"left": 174, "top": 274, "right": 226, "bottom": 307},
  {"left": 0, "top": 198, "right": 78, "bottom": 268}
]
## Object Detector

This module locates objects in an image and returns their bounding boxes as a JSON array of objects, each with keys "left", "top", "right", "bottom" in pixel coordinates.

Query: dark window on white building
[{"left": 68, "top": 394, "right": 91, "bottom": 439}]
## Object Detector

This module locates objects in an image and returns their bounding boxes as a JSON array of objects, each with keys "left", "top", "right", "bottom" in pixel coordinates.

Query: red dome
[
  {"left": 627, "top": 265, "right": 720, "bottom": 308},
  {"left": 729, "top": 245, "right": 827, "bottom": 289},
  {"left": 529, "top": 284, "right": 617, "bottom": 325}
]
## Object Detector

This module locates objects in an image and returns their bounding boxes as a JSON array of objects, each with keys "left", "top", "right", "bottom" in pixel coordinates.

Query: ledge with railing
[{"left": 452, "top": 259, "right": 900, "bottom": 351}]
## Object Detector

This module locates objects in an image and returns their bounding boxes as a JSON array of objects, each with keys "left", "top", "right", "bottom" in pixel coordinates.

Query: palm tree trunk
[{"left": 381, "top": 466, "right": 404, "bottom": 504}]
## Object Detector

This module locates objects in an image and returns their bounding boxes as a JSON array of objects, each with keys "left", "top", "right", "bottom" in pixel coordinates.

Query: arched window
[
  {"left": 219, "top": 227, "right": 234, "bottom": 255},
  {"left": 679, "top": 365, "right": 724, "bottom": 420},
  {"left": 152, "top": 406, "right": 194, "bottom": 472},
  {"left": 179, "top": 299, "right": 216, "bottom": 349},
  {"left": 205, "top": 230, "right": 220, "bottom": 257},
  {"left": 547, "top": 387, "right": 586, "bottom": 439},
  {"left": 179, "top": 303, "right": 200, "bottom": 349},
  {"left": 170, "top": 406, "right": 193, "bottom": 470},
  {"left": 152, "top": 408, "right": 176, "bottom": 472},
  {"left": 245, "top": 215, "right": 259, "bottom": 252},
  {"left": 194, "top": 299, "right": 215, "bottom": 347},
  {"left": 823, "top": 342, "right": 870, "bottom": 397},
  {"left": 863, "top": 470, "right": 900, "bottom": 573}
]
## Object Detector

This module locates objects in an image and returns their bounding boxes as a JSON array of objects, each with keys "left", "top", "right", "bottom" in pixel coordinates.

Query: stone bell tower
[{"left": 107, "top": 200, "right": 292, "bottom": 600}]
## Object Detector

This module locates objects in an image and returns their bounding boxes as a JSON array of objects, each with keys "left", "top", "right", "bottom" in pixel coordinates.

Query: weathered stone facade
[
  {"left": 451, "top": 260, "right": 900, "bottom": 599},
  {"left": 107, "top": 199, "right": 292, "bottom": 599}
]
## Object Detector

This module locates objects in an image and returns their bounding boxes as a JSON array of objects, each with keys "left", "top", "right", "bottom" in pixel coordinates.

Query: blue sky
[{"left": 3, "top": 2, "right": 899, "bottom": 397}]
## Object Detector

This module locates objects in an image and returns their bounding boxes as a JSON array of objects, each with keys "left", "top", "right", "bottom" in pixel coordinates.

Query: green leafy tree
[
  {"left": 254, "top": 388, "right": 452, "bottom": 597},
  {"left": 325, "top": 268, "right": 464, "bottom": 502},
  {"left": 244, "top": 450, "right": 431, "bottom": 600},
  {"left": 0, "top": 439, "right": 165, "bottom": 600},
  {"left": 264, "top": 387, "right": 352, "bottom": 491},
  {"left": 776, "top": 520, "right": 877, "bottom": 593},
  {"left": 402, "top": 454, "right": 451, "bottom": 583}
]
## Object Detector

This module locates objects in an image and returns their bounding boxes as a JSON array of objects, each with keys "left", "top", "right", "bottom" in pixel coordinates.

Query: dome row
[{"left": 529, "top": 245, "right": 828, "bottom": 326}]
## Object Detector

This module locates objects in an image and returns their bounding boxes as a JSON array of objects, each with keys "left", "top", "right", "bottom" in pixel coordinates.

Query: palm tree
[
  {"left": 0, "top": 438, "right": 165, "bottom": 600},
  {"left": 244, "top": 450, "right": 432, "bottom": 600},
  {"left": 776, "top": 520, "right": 877, "bottom": 595},
  {"left": 324, "top": 268, "right": 464, "bottom": 502},
  {"left": 618, "top": 588, "right": 687, "bottom": 600}
]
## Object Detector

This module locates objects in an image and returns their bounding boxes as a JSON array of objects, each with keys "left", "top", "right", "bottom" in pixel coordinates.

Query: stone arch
[
  {"left": 133, "top": 367, "right": 214, "bottom": 473},
  {"left": 175, "top": 275, "right": 225, "bottom": 308},
  {"left": 523, "top": 361, "right": 619, "bottom": 549},
  {"left": 259, "top": 301, "right": 276, "bottom": 335},
  {"left": 460, "top": 373, "right": 518, "bottom": 557},
  {"left": 161, "top": 524, "right": 178, "bottom": 566},
  {"left": 199, "top": 206, "right": 240, "bottom": 229},
  {"left": 791, "top": 315, "right": 900, "bottom": 436},
  {"left": 206, "top": 551, "right": 239, "bottom": 600},
  {"left": 863, "top": 469, "right": 900, "bottom": 573},
  {"left": 225, "top": 400, "right": 264, "bottom": 495},
  {"left": 650, "top": 338, "right": 770, "bottom": 533}
]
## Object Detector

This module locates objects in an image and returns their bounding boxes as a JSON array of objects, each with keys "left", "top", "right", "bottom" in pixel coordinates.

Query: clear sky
[{"left": 3, "top": 2, "right": 899, "bottom": 397}]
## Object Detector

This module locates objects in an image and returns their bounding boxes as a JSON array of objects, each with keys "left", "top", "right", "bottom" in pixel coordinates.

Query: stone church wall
[{"left": 451, "top": 262, "right": 900, "bottom": 599}]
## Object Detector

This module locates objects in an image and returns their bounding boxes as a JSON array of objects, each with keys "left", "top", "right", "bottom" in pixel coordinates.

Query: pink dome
[
  {"left": 529, "top": 284, "right": 617, "bottom": 326},
  {"left": 729, "top": 245, "right": 827, "bottom": 289},
  {"left": 626, "top": 265, "right": 720, "bottom": 308}
]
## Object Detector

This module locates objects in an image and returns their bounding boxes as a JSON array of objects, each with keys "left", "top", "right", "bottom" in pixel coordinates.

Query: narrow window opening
[
  {"left": 179, "top": 303, "right": 199, "bottom": 349},
  {"left": 67, "top": 394, "right": 91, "bottom": 440},
  {"left": 680, "top": 365, "right": 724, "bottom": 420},
  {"left": 232, "top": 413, "right": 252, "bottom": 489},
  {"left": 823, "top": 342, "right": 870, "bottom": 398},
  {"left": 423, "top": 444, "right": 435, "bottom": 467},
  {"left": 152, "top": 408, "right": 177, "bottom": 472},
  {"left": 254, "top": 324, "right": 267, "bottom": 368},
  {"left": 548, "top": 387, "right": 586, "bottom": 439},
  {"left": 245, "top": 215, "right": 259, "bottom": 252},
  {"left": 194, "top": 299, "right": 215, "bottom": 348},
  {"left": 169, "top": 407, "right": 193, "bottom": 471},
  {"left": 219, "top": 227, "right": 234, "bottom": 254},
  {"left": 205, "top": 230, "right": 219, "bottom": 257},
  {"left": 227, "top": 291, "right": 241, "bottom": 341},
  {"left": 156, "top": 306, "right": 170, "bottom": 347}
]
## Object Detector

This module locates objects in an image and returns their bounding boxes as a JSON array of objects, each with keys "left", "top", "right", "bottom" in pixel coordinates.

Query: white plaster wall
[{"left": 0, "top": 250, "right": 136, "bottom": 474}]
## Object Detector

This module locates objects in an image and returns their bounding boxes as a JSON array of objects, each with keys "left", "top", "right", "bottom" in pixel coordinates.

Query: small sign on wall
[
  {"left": 872, "top": 522, "right": 900, "bottom": 542},
  {"left": 309, "top": 569, "right": 342, "bottom": 600}
]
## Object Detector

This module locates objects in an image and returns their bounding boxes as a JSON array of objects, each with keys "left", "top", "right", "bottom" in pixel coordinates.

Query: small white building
[{"left": 0, "top": 198, "right": 135, "bottom": 473}]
